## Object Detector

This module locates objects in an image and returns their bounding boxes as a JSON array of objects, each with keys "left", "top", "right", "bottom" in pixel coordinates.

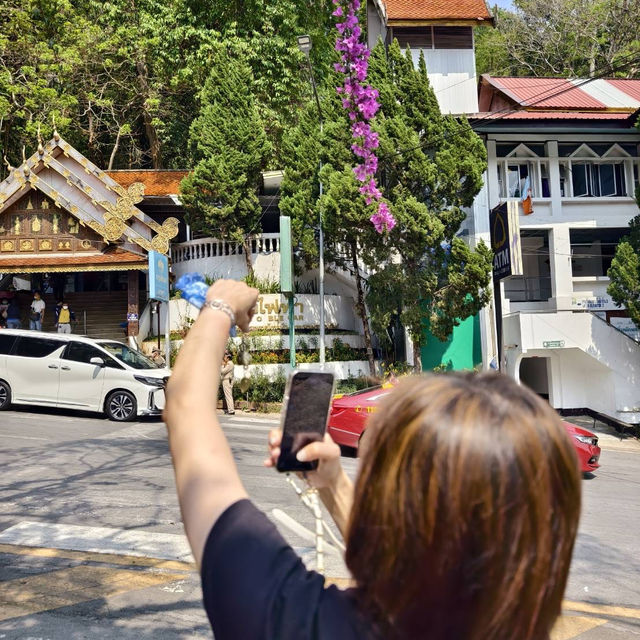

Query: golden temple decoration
[
  {"left": 39, "top": 239, "right": 52, "bottom": 251},
  {"left": 31, "top": 215, "right": 41, "bottom": 233},
  {"left": 2, "top": 240, "right": 15, "bottom": 251},
  {"left": 13, "top": 216, "right": 21, "bottom": 235},
  {"left": 68, "top": 217, "right": 79, "bottom": 234},
  {"left": 26, "top": 197, "right": 33, "bottom": 210},
  {"left": 58, "top": 240, "right": 71, "bottom": 250},
  {"left": 20, "top": 239, "right": 34, "bottom": 251},
  {"left": 0, "top": 225, "right": 5, "bottom": 235},
  {"left": 52, "top": 213, "right": 59, "bottom": 234},
  {"left": 42, "top": 199, "right": 49, "bottom": 209}
]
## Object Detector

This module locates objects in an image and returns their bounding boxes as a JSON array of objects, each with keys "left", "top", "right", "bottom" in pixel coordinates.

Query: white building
[{"left": 471, "top": 76, "right": 640, "bottom": 425}]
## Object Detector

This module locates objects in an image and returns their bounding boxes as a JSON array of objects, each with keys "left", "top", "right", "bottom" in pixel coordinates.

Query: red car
[{"left": 328, "top": 384, "right": 601, "bottom": 473}]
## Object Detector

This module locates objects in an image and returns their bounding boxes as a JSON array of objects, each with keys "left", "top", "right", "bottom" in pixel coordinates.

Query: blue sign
[{"left": 149, "top": 250, "right": 169, "bottom": 302}]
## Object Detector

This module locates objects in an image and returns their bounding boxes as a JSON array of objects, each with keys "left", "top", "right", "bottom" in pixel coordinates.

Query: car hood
[{"left": 562, "top": 421, "right": 597, "bottom": 439}]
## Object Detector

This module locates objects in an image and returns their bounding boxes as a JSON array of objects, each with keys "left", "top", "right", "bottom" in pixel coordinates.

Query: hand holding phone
[{"left": 276, "top": 371, "right": 336, "bottom": 473}]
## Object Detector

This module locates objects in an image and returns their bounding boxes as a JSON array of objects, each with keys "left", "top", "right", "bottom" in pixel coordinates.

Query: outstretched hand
[
  {"left": 264, "top": 429, "right": 343, "bottom": 489},
  {"left": 206, "top": 279, "right": 259, "bottom": 332}
]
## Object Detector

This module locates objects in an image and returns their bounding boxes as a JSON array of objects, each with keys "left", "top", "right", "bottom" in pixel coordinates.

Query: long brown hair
[{"left": 346, "top": 372, "right": 581, "bottom": 639}]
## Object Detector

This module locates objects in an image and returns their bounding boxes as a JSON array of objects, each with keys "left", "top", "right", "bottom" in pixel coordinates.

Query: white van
[{"left": 0, "top": 330, "right": 169, "bottom": 421}]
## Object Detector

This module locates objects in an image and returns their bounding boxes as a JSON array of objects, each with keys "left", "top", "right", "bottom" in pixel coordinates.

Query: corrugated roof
[
  {"left": 490, "top": 77, "right": 606, "bottom": 109},
  {"left": 500, "top": 111, "right": 631, "bottom": 120},
  {"left": 106, "top": 170, "right": 188, "bottom": 196},
  {"left": 574, "top": 79, "right": 640, "bottom": 109},
  {"left": 605, "top": 79, "right": 640, "bottom": 104},
  {"left": 383, "top": 0, "right": 492, "bottom": 21}
]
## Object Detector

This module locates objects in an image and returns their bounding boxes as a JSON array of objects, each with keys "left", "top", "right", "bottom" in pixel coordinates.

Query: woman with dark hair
[{"left": 165, "top": 279, "right": 582, "bottom": 640}]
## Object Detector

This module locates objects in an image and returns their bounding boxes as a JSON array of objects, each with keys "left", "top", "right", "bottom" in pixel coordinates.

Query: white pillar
[
  {"left": 549, "top": 225, "right": 573, "bottom": 311},
  {"left": 546, "top": 141, "right": 562, "bottom": 218}
]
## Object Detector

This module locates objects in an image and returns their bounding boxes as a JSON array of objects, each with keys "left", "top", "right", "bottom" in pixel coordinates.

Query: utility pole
[{"left": 297, "top": 34, "right": 326, "bottom": 368}]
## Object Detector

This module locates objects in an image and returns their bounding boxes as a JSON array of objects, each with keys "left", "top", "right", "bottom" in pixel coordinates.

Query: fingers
[{"left": 296, "top": 436, "right": 340, "bottom": 463}]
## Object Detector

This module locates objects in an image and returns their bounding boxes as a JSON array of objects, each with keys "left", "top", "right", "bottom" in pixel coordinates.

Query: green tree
[
  {"left": 180, "top": 44, "right": 271, "bottom": 277},
  {"left": 477, "top": 0, "right": 640, "bottom": 78},
  {"left": 366, "top": 42, "right": 492, "bottom": 370},
  {"left": 281, "top": 42, "right": 492, "bottom": 373},
  {"left": 608, "top": 211, "right": 640, "bottom": 330}
]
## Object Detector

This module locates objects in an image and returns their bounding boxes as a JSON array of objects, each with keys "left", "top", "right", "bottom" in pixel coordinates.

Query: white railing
[{"left": 172, "top": 233, "right": 281, "bottom": 264}]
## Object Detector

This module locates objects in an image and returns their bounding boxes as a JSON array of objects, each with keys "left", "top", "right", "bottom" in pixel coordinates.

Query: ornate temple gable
[
  {"left": 0, "top": 190, "right": 107, "bottom": 256},
  {"left": 0, "top": 135, "right": 179, "bottom": 255}
]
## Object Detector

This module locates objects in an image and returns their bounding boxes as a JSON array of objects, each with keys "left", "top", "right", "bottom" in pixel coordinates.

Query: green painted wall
[{"left": 420, "top": 314, "right": 482, "bottom": 371}]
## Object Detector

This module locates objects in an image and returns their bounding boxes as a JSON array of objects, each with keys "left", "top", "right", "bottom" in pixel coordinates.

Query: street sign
[
  {"left": 490, "top": 200, "right": 523, "bottom": 280},
  {"left": 149, "top": 250, "right": 169, "bottom": 302},
  {"left": 543, "top": 340, "right": 565, "bottom": 348},
  {"left": 279, "top": 216, "right": 294, "bottom": 295}
]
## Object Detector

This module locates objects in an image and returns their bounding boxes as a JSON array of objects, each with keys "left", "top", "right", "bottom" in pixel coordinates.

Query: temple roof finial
[
  {"left": 3, "top": 155, "right": 13, "bottom": 173},
  {"left": 52, "top": 114, "right": 60, "bottom": 141},
  {"left": 21, "top": 146, "right": 30, "bottom": 176}
]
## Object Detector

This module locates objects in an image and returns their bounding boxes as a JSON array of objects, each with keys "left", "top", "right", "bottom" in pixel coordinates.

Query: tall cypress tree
[
  {"left": 180, "top": 45, "right": 271, "bottom": 277},
  {"left": 367, "top": 42, "right": 492, "bottom": 369}
]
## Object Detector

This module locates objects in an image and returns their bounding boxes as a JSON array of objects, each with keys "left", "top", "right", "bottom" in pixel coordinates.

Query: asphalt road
[{"left": 0, "top": 407, "right": 639, "bottom": 639}]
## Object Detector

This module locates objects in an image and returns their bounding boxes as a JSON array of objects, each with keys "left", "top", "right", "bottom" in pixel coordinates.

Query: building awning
[{"left": 0, "top": 248, "right": 148, "bottom": 273}]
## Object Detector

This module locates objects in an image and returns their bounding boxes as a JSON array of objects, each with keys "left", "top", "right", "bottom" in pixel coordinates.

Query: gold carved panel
[
  {"left": 19, "top": 239, "right": 34, "bottom": 252},
  {"left": 39, "top": 238, "right": 53, "bottom": 251},
  {"left": 1, "top": 240, "right": 15, "bottom": 252}
]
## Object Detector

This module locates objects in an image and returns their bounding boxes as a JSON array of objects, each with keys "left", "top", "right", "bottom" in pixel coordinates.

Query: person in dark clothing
[
  {"left": 6, "top": 298, "right": 21, "bottom": 329},
  {"left": 165, "top": 279, "right": 582, "bottom": 640}
]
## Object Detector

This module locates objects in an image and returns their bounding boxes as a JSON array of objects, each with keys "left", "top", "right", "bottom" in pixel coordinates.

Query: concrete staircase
[{"left": 39, "top": 291, "right": 142, "bottom": 341}]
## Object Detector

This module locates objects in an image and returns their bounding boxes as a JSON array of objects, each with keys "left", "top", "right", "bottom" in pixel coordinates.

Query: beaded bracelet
[{"left": 202, "top": 298, "right": 236, "bottom": 328}]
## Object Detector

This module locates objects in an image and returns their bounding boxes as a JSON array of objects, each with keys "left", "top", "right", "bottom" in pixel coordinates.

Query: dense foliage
[
  {"left": 608, "top": 210, "right": 640, "bottom": 330},
  {"left": 0, "top": 0, "right": 335, "bottom": 173},
  {"left": 477, "top": 0, "right": 640, "bottom": 77}
]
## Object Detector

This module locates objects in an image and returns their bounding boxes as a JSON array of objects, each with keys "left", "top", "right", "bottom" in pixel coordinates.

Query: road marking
[
  {"left": 0, "top": 522, "right": 193, "bottom": 563},
  {"left": 0, "top": 544, "right": 193, "bottom": 572},
  {"left": 563, "top": 600, "right": 640, "bottom": 620},
  {"left": 0, "top": 434, "right": 49, "bottom": 441},
  {"left": 0, "top": 565, "right": 185, "bottom": 622},
  {"left": 551, "top": 615, "right": 608, "bottom": 640}
]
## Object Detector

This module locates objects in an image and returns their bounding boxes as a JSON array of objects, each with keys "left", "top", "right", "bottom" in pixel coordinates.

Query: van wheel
[
  {"left": 0, "top": 380, "right": 11, "bottom": 411},
  {"left": 105, "top": 390, "right": 137, "bottom": 422}
]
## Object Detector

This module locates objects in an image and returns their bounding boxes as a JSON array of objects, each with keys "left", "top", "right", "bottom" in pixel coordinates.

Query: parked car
[
  {"left": 0, "top": 329, "right": 168, "bottom": 421},
  {"left": 328, "top": 382, "right": 601, "bottom": 473}
]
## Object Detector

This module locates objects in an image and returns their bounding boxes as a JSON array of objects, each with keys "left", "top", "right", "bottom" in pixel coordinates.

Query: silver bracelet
[{"left": 202, "top": 299, "right": 236, "bottom": 327}]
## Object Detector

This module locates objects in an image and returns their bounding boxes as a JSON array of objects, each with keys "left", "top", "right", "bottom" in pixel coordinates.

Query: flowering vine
[{"left": 332, "top": 0, "right": 395, "bottom": 233}]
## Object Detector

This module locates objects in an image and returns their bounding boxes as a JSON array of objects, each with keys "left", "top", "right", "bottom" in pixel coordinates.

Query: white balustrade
[{"left": 172, "top": 233, "right": 281, "bottom": 264}]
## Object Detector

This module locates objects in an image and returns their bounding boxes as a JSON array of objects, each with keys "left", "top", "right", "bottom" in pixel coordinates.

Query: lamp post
[{"left": 297, "top": 34, "right": 326, "bottom": 368}]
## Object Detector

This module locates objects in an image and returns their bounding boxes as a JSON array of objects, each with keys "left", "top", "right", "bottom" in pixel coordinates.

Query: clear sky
[{"left": 492, "top": 0, "right": 514, "bottom": 8}]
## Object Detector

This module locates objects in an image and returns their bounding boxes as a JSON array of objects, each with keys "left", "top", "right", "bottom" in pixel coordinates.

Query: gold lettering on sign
[
  {"left": 20, "top": 239, "right": 33, "bottom": 251},
  {"left": 12, "top": 216, "right": 21, "bottom": 235},
  {"left": 68, "top": 217, "right": 79, "bottom": 234},
  {"left": 1, "top": 240, "right": 14, "bottom": 252},
  {"left": 52, "top": 213, "right": 59, "bottom": 234},
  {"left": 31, "top": 215, "right": 41, "bottom": 233}
]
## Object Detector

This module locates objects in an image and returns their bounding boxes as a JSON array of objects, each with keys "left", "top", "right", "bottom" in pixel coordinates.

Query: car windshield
[{"left": 98, "top": 342, "right": 157, "bottom": 370}]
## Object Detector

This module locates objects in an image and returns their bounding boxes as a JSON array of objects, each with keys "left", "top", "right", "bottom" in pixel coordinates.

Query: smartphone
[{"left": 277, "top": 370, "right": 336, "bottom": 473}]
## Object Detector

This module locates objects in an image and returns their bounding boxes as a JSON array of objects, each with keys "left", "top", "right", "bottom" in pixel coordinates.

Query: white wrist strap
[{"left": 202, "top": 298, "right": 236, "bottom": 327}]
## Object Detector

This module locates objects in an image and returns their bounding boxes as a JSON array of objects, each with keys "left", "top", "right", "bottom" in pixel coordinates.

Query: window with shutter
[
  {"left": 392, "top": 27, "right": 433, "bottom": 49},
  {"left": 433, "top": 26, "right": 473, "bottom": 49}
]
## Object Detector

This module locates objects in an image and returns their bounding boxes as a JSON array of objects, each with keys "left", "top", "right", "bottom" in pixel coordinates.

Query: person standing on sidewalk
[
  {"left": 54, "top": 300, "right": 75, "bottom": 334},
  {"left": 29, "top": 292, "right": 45, "bottom": 331},
  {"left": 219, "top": 351, "right": 235, "bottom": 415}
]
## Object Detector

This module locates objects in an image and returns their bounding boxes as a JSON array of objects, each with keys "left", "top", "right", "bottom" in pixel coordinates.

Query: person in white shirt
[{"left": 29, "top": 292, "right": 45, "bottom": 331}]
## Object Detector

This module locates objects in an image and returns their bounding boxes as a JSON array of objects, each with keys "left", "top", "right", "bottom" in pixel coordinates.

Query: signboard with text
[
  {"left": 490, "top": 201, "right": 523, "bottom": 280},
  {"left": 148, "top": 250, "right": 169, "bottom": 302}
]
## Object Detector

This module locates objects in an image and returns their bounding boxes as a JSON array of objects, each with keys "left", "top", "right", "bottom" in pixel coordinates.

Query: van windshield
[{"left": 98, "top": 342, "right": 157, "bottom": 370}]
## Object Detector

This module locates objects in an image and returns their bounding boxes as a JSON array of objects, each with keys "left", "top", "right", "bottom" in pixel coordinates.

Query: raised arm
[{"left": 165, "top": 280, "right": 258, "bottom": 567}]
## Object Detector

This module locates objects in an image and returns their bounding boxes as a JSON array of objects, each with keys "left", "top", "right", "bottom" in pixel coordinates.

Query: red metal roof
[
  {"left": 106, "top": 170, "right": 188, "bottom": 197},
  {"left": 489, "top": 77, "right": 606, "bottom": 109},
  {"left": 383, "top": 0, "right": 492, "bottom": 21},
  {"left": 472, "top": 111, "right": 633, "bottom": 121}
]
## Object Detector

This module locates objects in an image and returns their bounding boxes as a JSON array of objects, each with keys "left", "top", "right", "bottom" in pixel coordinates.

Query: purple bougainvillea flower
[{"left": 333, "top": 0, "right": 396, "bottom": 233}]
